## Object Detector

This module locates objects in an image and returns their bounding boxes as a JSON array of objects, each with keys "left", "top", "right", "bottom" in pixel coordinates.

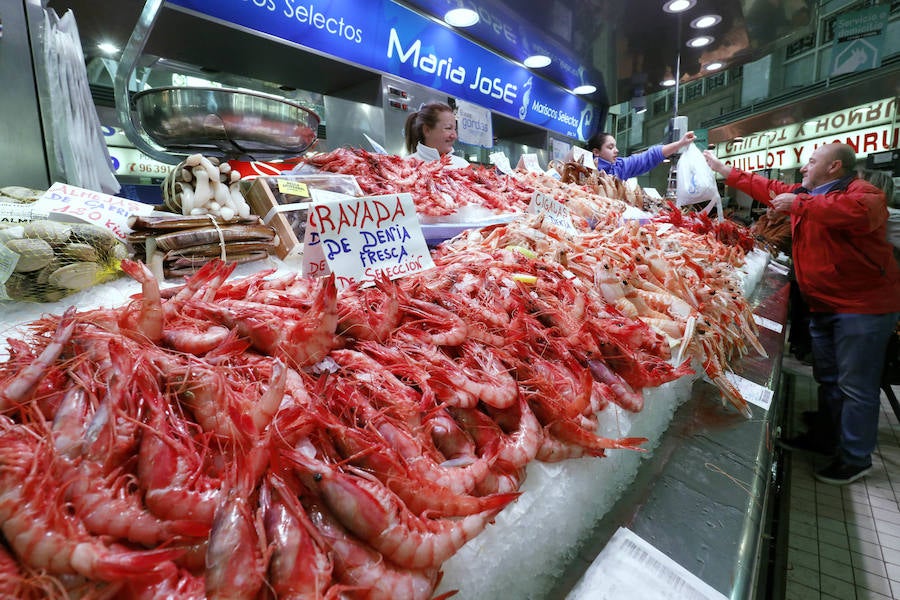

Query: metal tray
[{"left": 131, "top": 86, "right": 319, "bottom": 157}]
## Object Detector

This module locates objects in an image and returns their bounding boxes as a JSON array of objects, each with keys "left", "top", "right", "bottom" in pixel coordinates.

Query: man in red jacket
[{"left": 705, "top": 143, "right": 900, "bottom": 485}]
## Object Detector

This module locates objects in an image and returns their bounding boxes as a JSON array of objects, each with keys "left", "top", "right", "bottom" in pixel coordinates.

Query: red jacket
[{"left": 726, "top": 169, "right": 900, "bottom": 314}]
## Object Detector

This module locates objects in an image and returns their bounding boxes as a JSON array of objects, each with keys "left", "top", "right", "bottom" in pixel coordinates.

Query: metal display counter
[{"left": 555, "top": 263, "right": 792, "bottom": 599}]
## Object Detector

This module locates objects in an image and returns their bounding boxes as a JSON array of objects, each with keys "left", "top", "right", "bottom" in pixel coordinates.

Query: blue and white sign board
[
  {"left": 168, "top": 0, "right": 599, "bottom": 140},
  {"left": 830, "top": 5, "right": 890, "bottom": 76},
  {"left": 456, "top": 99, "right": 492, "bottom": 147}
]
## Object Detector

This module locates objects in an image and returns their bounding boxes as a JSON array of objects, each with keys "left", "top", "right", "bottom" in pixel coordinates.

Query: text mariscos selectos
[{"left": 243, "top": 0, "right": 363, "bottom": 43}]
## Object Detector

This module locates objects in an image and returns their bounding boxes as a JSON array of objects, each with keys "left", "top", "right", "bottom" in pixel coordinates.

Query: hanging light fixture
[
  {"left": 572, "top": 84, "right": 597, "bottom": 95},
  {"left": 660, "top": 66, "right": 676, "bottom": 87},
  {"left": 691, "top": 14, "right": 721, "bottom": 28},
  {"left": 686, "top": 35, "right": 714, "bottom": 48},
  {"left": 663, "top": 0, "right": 696, "bottom": 14},
  {"left": 523, "top": 54, "right": 552, "bottom": 68},
  {"left": 705, "top": 62, "right": 724, "bottom": 71},
  {"left": 444, "top": 8, "right": 479, "bottom": 27}
]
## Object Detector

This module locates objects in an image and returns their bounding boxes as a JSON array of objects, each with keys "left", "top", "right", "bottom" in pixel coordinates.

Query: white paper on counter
[
  {"left": 566, "top": 527, "right": 728, "bottom": 600},
  {"left": 752, "top": 313, "right": 784, "bottom": 333},
  {"left": 724, "top": 371, "right": 774, "bottom": 411}
]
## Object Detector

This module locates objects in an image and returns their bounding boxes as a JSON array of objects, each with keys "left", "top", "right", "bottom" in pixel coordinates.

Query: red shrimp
[
  {"left": 1, "top": 306, "right": 76, "bottom": 412},
  {"left": 303, "top": 497, "right": 442, "bottom": 600},
  {"left": 0, "top": 429, "right": 180, "bottom": 581},
  {"left": 287, "top": 448, "right": 514, "bottom": 569},
  {"left": 262, "top": 475, "right": 334, "bottom": 598},
  {"left": 205, "top": 486, "right": 266, "bottom": 600},
  {"left": 118, "top": 259, "right": 165, "bottom": 342},
  {"left": 337, "top": 273, "right": 404, "bottom": 342},
  {"left": 452, "top": 395, "right": 543, "bottom": 472},
  {"left": 397, "top": 297, "right": 468, "bottom": 347}
]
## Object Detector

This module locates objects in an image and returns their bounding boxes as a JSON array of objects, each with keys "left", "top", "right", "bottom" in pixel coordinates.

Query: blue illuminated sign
[{"left": 167, "top": 0, "right": 598, "bottom": 140}]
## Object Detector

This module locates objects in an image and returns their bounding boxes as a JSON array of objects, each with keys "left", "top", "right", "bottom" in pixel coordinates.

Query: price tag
[
  {"left": 31, "top": 182, "right": 154, "bottom": 242},
  {"left": 489, "top": 152, "right": 514, "bottom": 175},
  {"left": 527, "top": 191, "right": 578, "bottom": 235},
  {"left": 517, "top": 153, "right": 543, "bottom": 173},
  {"left": 569, "top": 527, "right": 728, "bottom": 600},
  {"left": 724, "top": 371, "right": 774, "bottom": 411},
  {"left": 277, "top": 179, "right": 310, "bottom": 197},
  {"left": 305, "top": 189, "right": 435, "bottom": 289},
  {"left": 571, "top": 145, "right": 597, "bottom": 170},
  {"left": 752, "top": 314, "right": 784, "bottom": 333}
]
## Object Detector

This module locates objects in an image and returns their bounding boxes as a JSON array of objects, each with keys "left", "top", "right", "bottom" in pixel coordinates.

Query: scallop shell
[
  {"left": 23, "top": 220, "right": 71, "bottom": 244},
  {"left": 48, "top": 262, "right": 101, "bottom": 290}
]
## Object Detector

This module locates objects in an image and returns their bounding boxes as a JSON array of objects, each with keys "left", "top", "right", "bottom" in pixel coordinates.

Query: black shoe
[
  {"left": 777, "top": 432, "right": 835, "bottom": 456},
  {"left": 815, "top": 460, "right": 872, "bottom": 485}
]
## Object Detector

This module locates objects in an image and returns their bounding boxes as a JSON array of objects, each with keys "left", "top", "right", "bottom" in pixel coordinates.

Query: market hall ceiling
[{"left": 49, "top": 0, "right": 815, "bottom": 106}]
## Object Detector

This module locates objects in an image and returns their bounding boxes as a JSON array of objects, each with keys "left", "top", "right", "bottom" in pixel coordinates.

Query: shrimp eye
[{"left": 313, "top": 473, "right": 323, "bottom": 482}]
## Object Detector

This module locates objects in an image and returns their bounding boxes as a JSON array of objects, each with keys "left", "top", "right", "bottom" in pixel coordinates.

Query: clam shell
[
  {"left": 62, "top": 243, "right": 100, "bottom": 262},
  {"left": 48, "top": 262, "right": 101, "bottom": 290},
  {"left": 6, "top": 238, "right": 54, "bottom": 272},
  {"left": 23, "top": 220, "right": 71, "bottom": 244}
]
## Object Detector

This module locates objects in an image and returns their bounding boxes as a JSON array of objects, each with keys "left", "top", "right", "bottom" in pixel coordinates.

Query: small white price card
[
  {"left": 517, "top": 153, "right": 543, "bottom": 173},
  {"left": 32, "top": 182, "right": 154, "bottom": 242},
  {"left": 752, "top": 313, "right": 784, "bottom": 333},
  {"left": 568, "top": 527, "right": 728, "bottom": 600},
  {"left": 489, "top": 151, "right": 514, "bottom": 175},
  {"left": 571, "top": 145, "right": 597, "bottom": 170},
  {"left": 527, "top": 191, "right": 578, "bottom": 235},
  {"left": 724, "top": 370, "right": 774, "bottom": 411},
  {"left": 304, "top": 189, "right": 435, "bottom": 288}
]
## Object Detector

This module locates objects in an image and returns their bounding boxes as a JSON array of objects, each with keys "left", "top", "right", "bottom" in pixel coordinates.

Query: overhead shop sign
[
  {"left": 168, "top": 0, "right": 599, "bottom": 141},
  {"left": 829, "top": 4, "right": 890, "bottom": 76},
  {"left": 711, "top": 97, "right": 898, "bottom": 171}
]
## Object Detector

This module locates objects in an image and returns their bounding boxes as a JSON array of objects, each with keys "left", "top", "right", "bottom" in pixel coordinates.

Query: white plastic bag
[{"left": 676, "top": 144, "right": 721, "bottom": 219}]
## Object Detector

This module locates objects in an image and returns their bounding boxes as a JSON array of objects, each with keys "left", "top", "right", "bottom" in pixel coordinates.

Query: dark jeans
[{"left": 810, "top": 312, "right": 900, "bottom": 467}]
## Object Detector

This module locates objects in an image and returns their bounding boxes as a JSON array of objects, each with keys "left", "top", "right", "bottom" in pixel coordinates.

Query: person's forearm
[{"left": 661, "top": 141, "right": 682, "bottom": 157}]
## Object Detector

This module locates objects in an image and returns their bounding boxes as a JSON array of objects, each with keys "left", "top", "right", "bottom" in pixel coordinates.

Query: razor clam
[
  {"left": 163, "top": 240, "right": 274, "bottom": 260},
  {"left": 127, "top": 214, "right": 259, "bottom": 231},
  {"left": 153, "top": 224, "right": 275, "bottom": 251}
]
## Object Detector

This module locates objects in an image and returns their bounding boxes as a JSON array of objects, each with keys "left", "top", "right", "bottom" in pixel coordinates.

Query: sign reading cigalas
[
  {"left": 303, "top": 189, "right": 434, "bottom": 288},
  {"left": 527, "top": 191, "right": 578, "bottom": 235}
]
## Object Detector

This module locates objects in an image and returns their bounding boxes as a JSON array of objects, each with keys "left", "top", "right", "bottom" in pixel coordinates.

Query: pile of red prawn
[
  {"left": 653, "top": 200, "right": 756, "bottom": 253},
  {"left": 0, "top": 246, "right": 690, "bottom": 598},
  {"left": 302, "top": 148, "right": 536, "bottom": 216}
]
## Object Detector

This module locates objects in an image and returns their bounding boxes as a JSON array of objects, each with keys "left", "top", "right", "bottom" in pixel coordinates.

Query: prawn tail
[{"left": 77, "top": 545, "right": 184, "bottom": 581}]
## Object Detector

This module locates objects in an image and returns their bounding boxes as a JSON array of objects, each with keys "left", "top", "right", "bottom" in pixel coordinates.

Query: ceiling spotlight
[
  {"left": 444, "top": 8, "right": 479, "bottom": 27},
  {"left": 705, "top": 61, "right": 724, "bottom": 71},
  {"left": 660, "top": 67, "right": 676, "bottom": 86},
  {"left": 572, "top": 84, "right": 597, "bottom": 95},
  {"left": 523, "top": 54, "right": 552, "bottom": 68},
  {"left": 733, "top": 136, "right": 745, "bottom": 142},
  {"left": 97, "top": 42, "right": 120, "bottom": 54},
  {"left": 687, "top": 35, "right": 714, "bottom": 48},
  {"left": 691, "top": 14, "right": 721, "bottom": 28},
  {"left": 663, "top": 0, "right": 696, "bottom": 14}
]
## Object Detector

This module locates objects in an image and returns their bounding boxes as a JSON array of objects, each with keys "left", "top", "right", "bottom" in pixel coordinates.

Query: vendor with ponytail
[
  {"left": 404, "top": 102, "right": 470, "bottom": 169},
  {"left": 586, "top": 130, "right": 696, "bottom": 180}
]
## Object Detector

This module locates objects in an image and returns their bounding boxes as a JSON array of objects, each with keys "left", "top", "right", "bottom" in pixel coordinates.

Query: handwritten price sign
[
  {"left": 302, "top": 189, "right": 434, "bottom": 288},
  {"left": 527, "top": 191, "right": 578, "bottom": 235},
  {"left": 32, "top": 182, "right": 155, "bottom": 242}
]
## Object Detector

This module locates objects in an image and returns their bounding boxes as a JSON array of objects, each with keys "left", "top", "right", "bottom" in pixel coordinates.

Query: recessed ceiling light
[
  {"left": 523, "top": 54, "right": 552, "bottom": 68},
  {"left": 733, "top": 136, "right": 744, "bottom": 142},
  {"left": 705, "top": 62, "right": 724, "bottom": 71},
  {"left": 687, "top": 35, "right": 714, "bottom": 48},
  {"left": 444, "top": 8, "right": 479, "bottom": 27},
  {"left": 663, "top": 0, "right": 696, "bottom": 14},
  {"left": 691, "top": 14, "right": 721, "bottom": 28},
  {"left": 97, "top": 42, "right": 120, "bottom": 54},
  {"left": 573, "top": 84, "right": 597, "bottom": 95}
]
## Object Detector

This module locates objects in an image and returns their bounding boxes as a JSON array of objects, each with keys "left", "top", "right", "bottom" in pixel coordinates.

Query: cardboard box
[{"left": 244, "top": 174, "right": 363, "bottom": 259}]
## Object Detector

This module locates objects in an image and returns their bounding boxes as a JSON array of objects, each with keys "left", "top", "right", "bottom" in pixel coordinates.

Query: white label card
[
  {"left": 305, "top": 189, "right": 435, "bottom": 289},
  {"left": 571, "top": 145, "right": 597, "bottom": 170},
  {"left": 489, "top": 152, "right": 514, "bottom": 175},
  {"left": 32, "top": 182, "right": 155, "bottom": 242},
  {"left": 527, "top": 191, "right": 578, "bottom": 235},
  {"left": 517, "top": 153, "right": 543, "bottom": 173},
  {"left": 568, "top": 527, "right": 728, "bottom": 600},
  {"left": 724, "top": 371, "right": 774, "bottom": 411},
  {"left": 752, "top": 314, "right": 784, "bottom": 333}
]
